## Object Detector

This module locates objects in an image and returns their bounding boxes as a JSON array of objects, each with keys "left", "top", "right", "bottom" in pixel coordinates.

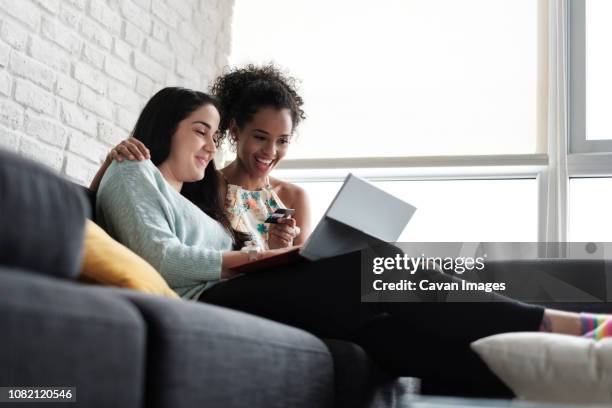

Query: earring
[{"left": 229, "top": 137, "right": 237, "bottom": 153}]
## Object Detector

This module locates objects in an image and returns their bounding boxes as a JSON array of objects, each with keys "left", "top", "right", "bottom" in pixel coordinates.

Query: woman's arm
[
  {"left": 89, "top": 155, "right": 112, "bottom": 191},
  {"left": 290, "top": 185, "right": 311, "bottom": 245},
  {"left": 89, "top": 138, "right": 150, "bottom": 190},
  {"left": 99, "top": 161, "right": 295, "bottom": 287},
  {"left": 268, "top": 183, "right": 312, "bottom": 248},
  {"left": 98, "top": 161, "right": 228, "bottom": 287},
  {"left": 220, "top": 246, "right": 298, "bottom": 279}
]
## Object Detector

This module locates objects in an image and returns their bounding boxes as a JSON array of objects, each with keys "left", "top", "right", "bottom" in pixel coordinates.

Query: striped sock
[
  {"left": 583, "top": 319, "right": 612, "bottom": 340},
  {"left": 581, "top": 313, "right": 612, "bottom": 340}
]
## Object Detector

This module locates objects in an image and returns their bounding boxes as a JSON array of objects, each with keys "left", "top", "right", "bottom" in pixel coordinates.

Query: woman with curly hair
[
  {"left": 210, "top": 64, "right": 309, "bottom": 251},
  {"left": 92, "top": 64, "right": 310, "bottom": 252}
]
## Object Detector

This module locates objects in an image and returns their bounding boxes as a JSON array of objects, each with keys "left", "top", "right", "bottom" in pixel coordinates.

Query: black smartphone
[{"left": 264, "top": 208, "right": 295, "bottom": 224}]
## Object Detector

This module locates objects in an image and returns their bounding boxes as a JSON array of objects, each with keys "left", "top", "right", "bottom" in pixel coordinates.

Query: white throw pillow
[{"left": 471, "top": 332, "right": 612, "bottom": 404}]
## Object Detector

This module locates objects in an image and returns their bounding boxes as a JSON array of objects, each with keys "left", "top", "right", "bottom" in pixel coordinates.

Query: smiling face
[
  {"left": 161, "top": 103, "right": 220, "bottom": 184},
  {"left": 232, "top": 107, "right": 293, "bottom": 177}
]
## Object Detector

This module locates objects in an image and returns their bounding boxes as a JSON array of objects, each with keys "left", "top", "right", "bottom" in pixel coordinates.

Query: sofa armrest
[
  {"left": 0, "top": 267, "right": 145, "bottom": 408},
  {"left": 0, "top": 150, "right": 89, "bottom": 278}
]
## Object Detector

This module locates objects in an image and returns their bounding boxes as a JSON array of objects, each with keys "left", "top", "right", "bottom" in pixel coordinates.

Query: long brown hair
[{"left": 131, "top": 87, "right": 247, "bottom": 247}]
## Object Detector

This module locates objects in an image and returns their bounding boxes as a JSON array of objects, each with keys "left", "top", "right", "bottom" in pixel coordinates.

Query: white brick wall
[{"left": 0, "top": 0, "right": 234, "bottom": 185}]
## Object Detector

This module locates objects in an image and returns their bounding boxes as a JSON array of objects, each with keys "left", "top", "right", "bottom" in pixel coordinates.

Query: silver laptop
[{"left": 299, "top": 173, "right": 417, "bottom": 260}]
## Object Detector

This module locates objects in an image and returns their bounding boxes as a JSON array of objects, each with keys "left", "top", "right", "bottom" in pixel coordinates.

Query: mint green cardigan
[{"left": 96, "top": 160, "right": 233, "bottom": 300}]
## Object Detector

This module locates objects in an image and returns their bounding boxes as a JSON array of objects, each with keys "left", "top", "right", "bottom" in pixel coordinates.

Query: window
[
  {"left": 567, "top": 0, "right": 612, "bottom": 242},
  {"left": 230, "top": 0, "right": 541, "bottom": 159},
  {"left": 569, "top": 0, "right": 612, "bottom": 152},
  {"left": 569, "top": 178, "right": 612, "bottom": 242},
  {"left": 297, "top": 179, "right": 538, "bottom": 242},
  {"left": 229, "top": 0, "right": 611, "bottom": 243},
  {"left": 585, "top": 0, "right": 612, "bottom": 141}
]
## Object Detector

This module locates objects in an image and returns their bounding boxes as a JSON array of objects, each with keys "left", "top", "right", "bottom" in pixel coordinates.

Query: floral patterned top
[{"left": 225, "top": 178, "right": 287, "bottom": 251}]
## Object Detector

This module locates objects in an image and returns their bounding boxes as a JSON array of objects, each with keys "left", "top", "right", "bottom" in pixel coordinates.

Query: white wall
[{"left": 0, "top": 0, "right": 233, "bottom": 185}]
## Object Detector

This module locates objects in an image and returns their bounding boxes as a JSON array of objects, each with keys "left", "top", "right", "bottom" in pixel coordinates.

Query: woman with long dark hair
[{"left": 96, "top": 87, "right": 293, "bottom": 298}]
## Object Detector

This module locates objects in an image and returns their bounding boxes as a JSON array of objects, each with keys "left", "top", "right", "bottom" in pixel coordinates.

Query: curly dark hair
[{"left": 210, "top": 63, "right": 306, "bottom": 147}]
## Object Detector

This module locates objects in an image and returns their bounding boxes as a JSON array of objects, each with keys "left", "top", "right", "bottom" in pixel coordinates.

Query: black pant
[{"left": 199, "top": 249, "right": 544, "bottom": 397}]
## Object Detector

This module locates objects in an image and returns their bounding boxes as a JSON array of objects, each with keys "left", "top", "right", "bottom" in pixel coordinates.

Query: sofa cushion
[
  {"left": 0, "top": 267, "right": 145, "bottom": 408},
  {"left": 79, "top": 220, "right": 179, "bottom": 298},
  {"left": 472, "top": 332, "right": 612, "bottom": 404},
  {"left": 114, "top": 290, "right": 334, "bottom": 408},
  {"left": 0, "top": 149, "right": 89, "bottom": 278}
]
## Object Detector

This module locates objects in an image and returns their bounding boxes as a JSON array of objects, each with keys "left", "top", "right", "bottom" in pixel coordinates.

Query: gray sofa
[
  {"left": 0, "top": 149, "right": 417, "bottom": 408},
  {"left": 4, "top": 149, "right": 610, "bottom": 407}
]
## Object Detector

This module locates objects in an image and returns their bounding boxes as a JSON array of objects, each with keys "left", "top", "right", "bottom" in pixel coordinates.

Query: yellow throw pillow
[{"left": 79, "top": 219, "right": 179, "bottom": 299}]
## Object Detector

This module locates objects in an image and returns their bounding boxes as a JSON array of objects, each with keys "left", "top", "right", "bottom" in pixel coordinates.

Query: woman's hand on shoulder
[
  {"left": 90, "top": 137, "right": 151, "bottom": 190},
  {"left": 109, "top": 137, "right": 151, "bottom": 162}
]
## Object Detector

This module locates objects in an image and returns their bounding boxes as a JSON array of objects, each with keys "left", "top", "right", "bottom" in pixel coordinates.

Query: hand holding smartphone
[{"left": 265, "top": 208, "right": 295, "bottom": 224}]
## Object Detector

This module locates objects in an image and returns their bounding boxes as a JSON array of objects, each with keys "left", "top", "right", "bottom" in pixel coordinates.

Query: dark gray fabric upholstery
[
  {"left": 0, "top": 149, "right": 89, "bottom": 278},
  {"left": 113, "top": 290, "right": 334, "bottom": 408},
  {"left": 0, "top": 267, "right": 145, "bottom": 408}
]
